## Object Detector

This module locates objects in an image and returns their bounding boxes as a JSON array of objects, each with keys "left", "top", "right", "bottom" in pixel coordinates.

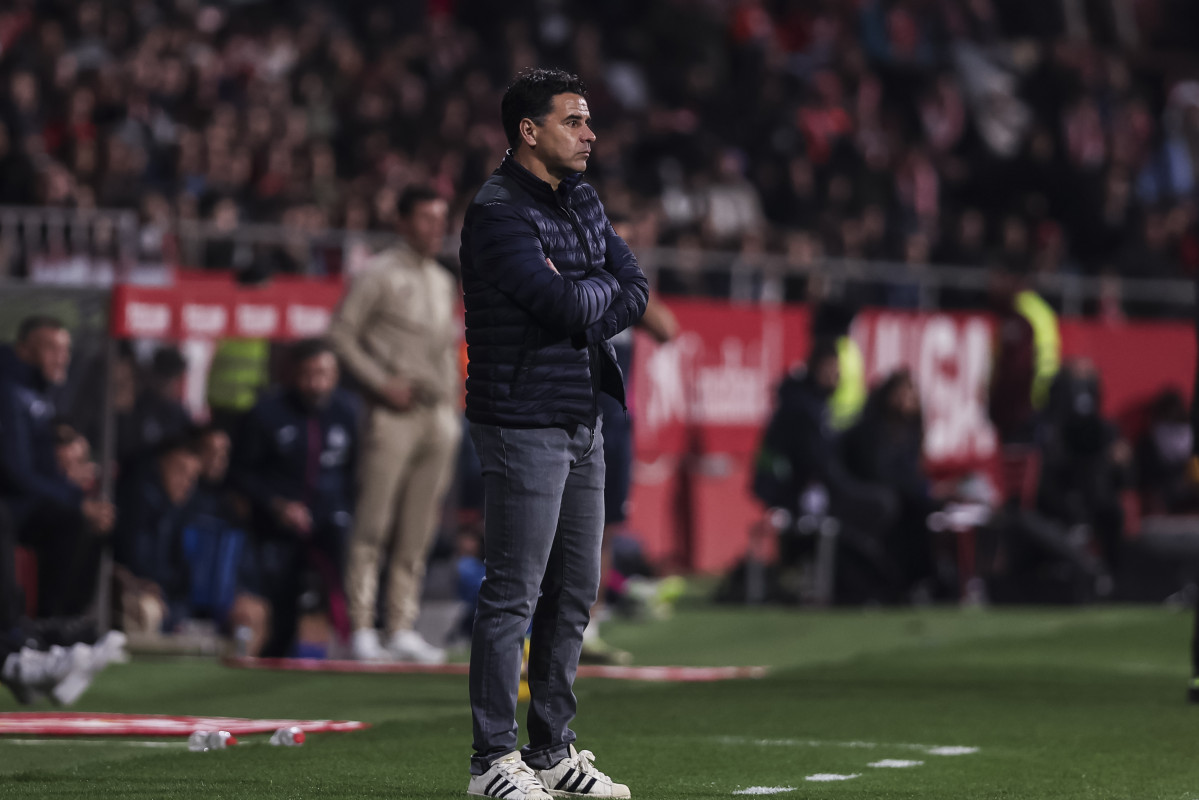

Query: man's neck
[{"left": 514, "top": 148, "right": 561, "bottom": 191}]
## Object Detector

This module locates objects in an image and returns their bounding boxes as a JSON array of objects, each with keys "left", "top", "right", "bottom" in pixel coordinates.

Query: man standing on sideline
[
  {"left": 328, "top": 185, "right": 461, "bottom": 664},
  {"left": 460, "top": 69, "right": 647, "bottom": 800}
]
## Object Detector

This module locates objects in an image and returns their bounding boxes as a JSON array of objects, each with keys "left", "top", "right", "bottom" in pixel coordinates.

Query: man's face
[
  {"left": 198, "top": 430, "right": 231, "bottom": 484},
  {"left": 160, "top": 449, "right": 201, "bottom": 506},
  {"left": 295, "top": 352, "right": 338, "bottom": 408},
  {"left": 398, "top": 198, "right": 449, "bottom": 258},
  {"left": 56, "top": 436, "right": 96, "bottom": 490},
  {"left": 814, "top": 356, "right": 841, "bottom": 395},
  {"left": 18, "top": 326, "right": 71, "bottom": 385},
  {"left": 528, "top": 93, "right": 595, "bottom": 178}
]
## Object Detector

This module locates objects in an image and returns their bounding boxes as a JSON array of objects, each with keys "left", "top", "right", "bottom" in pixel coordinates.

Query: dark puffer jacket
[{"left": 460, "top": 155, "right": 648, "bottom": 430}]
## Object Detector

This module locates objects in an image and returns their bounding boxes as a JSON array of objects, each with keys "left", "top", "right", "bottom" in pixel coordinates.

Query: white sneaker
[
  {"left": 92, "top": 631, "right": 130, "bottom": 666},
  {"left": 468, "top": 752, "right": 552, "bottom": 799},
  {"left": 387, "top": 629, "right": 445, "bottom": 664},
  {"left": 51, "top": 644, "right": 101, "bottom": 706},
  {"left": 535, "top": 745, "right": 630, "bottom": 798},
  {"left": 351, "top": 628, "right": 389, "bottom": 662},
  {"left": 1, "top": 644, "right": 98, "bottom": 706}
]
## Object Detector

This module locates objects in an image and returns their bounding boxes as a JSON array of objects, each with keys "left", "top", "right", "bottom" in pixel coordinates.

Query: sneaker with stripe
[
  {"left": 535, "top": 745, "right": 630, "bottom": 798},
  {"left": 468, "top": 752, "right": 552, "bottom": 799}
]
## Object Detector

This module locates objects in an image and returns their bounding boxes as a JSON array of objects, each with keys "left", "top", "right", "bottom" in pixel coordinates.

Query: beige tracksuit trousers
[{"left": 347, "top": 401, "right": 461, "bottom": 633}]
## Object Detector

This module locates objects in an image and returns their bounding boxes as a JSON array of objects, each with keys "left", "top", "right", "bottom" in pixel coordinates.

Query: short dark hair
[
  {"left": 292, "top": 338, "right": 334, "bottom": 366},
  {"left": 151, "top": 347, "right": 188, "bottom": 380},
  {"left": 17, "top": 315, "right": 66, "bottom": 343},
  {"left": 501, "top": 68, "right": 587, "bottom": 150},
  {"left": 52, "top": 421, "right": 83, "bottom": 448},
  {"left": 807, "top": 337, "right": 840, "bottom": 372},
  {"left": 397, "top": 185, "right": 442, "bottom": 219}
]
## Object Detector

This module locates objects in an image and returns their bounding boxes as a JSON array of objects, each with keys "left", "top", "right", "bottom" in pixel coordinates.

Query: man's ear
[{"left": 520, "top": 118, "right": 537, "bottom": 148}]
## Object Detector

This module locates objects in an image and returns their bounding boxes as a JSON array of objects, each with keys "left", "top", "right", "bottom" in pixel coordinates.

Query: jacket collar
[
  {"left": 499, "top": 152, "right": 582, "bottom": 205},
  {"left": 0, "top": 345, "right": 46, "bottom": 393}
]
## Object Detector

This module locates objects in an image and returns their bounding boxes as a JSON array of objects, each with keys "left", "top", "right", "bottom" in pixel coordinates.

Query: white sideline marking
[
  {"left": 717, "top": 736, "right": 980, "bottom": 756},
  {"left": 733, "top": 788, "right": 796, "bottom": 796},
  {"left": 869, "top": 759, "right": 923, "bottom": 768},
  {"left": 3, "top": 743, "right": 181, "bottom": 748},
  {"left": 926, "top": 746, "right": 979, "bottom": 756},
  {"left": 805, "top": 774, "right": 860, "bottom": 782}
]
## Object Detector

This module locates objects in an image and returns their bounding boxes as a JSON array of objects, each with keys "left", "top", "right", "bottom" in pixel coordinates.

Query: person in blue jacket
[
  {"left": 229, "top": 338, "right": 357, "bottom": 658},
  {"left": 459, "top": 68, "right": 647, "bottom": 800},
  {"left": 0, "top": 316, "right": 113, "bottom": 617},
  {"left": 112, "top": 437, "right": 202, "bottom": 632}
]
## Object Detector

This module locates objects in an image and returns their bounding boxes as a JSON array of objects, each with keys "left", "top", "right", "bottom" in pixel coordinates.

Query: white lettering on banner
[
  {"left": 236, "top": 304, "right": 279, "bottom": 337},
  {"left": 125, "top": 302, "right": 170, "bottom": 337},
  {"left": 859, "top": 313, "right": 996, "bottom": 464},
  {"left": 642, "top": 315, "right": 783, "bottom": 433},
  {"left": 643, "top": 334, "right": 697, "bottom": 433},
  {"left": 181, "top": 304, "right": 228, "bottom": 337},
  {"left": 693, "top": 336, "right": 776, "bottom": 425},
  {"left": 288, "top": 305, "right": 331, "bottom": 337}
]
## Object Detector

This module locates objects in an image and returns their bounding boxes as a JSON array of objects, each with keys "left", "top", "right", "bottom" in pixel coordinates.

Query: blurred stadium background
[{"left": 3, "top": 0, "right": 1199, "bottom": 796}]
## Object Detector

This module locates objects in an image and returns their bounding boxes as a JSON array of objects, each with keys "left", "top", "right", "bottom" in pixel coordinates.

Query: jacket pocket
[{"left": 510, "top": 348, "right": 532, "bottom": 399}]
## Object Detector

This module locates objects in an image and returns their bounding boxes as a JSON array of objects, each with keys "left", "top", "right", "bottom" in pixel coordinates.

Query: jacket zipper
[{"left": 558, "top": 196, "right": 602, "bottom": 424}]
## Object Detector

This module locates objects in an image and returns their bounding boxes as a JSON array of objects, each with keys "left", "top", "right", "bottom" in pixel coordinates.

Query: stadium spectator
[
  {"left": 1037, "top": 359, "right": 1131, "bottom": 574},
  {"left": 117, "top": 346, "right": 193, "bottom": 467},
  {"left": 752, "top": 339, "right": 897, "bottom": 603},
  {"left": 228, "top": 338, "right": 357, "bottom": 658},
  {"left": 188, "top": 425, "right": 269, "bottom": 657},
  {"left": 1135, "top": 388, "right": 1199, "bottom": 515},
  {"left": 206, "top": 338, "right": 271, "bottom": 434},
  {"left": 0, "top": 494, "right": 126, "bottom": 706},
  {"left": 0, "top": 316, "right": 112, "bottom": 618},
  {"left": 0, "top": 0, "right": 1198, "bottom": 306},
  {"left": 328, "top": 185, "right": 461, "bottom": 664},
  {"left": 112, "top": 437, "right": 203, "bottom": 635},
  {"left": 841, "top": 369, "right": 944, "bottom": 601},
  {"left": 988, "top": 271, "right": 1060, "bottom": 450}
]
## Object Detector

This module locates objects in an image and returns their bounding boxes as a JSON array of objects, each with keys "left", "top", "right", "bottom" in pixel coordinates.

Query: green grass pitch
[{"left": 2, "top": 604, "right": 1198, "bottom": 799}]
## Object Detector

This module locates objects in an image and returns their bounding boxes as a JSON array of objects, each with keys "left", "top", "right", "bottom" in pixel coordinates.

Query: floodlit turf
[{"left": 2, "top": 604, "right": 1198, "bottom": 798}]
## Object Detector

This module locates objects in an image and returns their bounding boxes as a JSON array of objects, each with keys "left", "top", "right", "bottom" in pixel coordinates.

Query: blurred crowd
[
  {"left": 2, "top": 0, "right": 1199, "bottom": 304},
  {"left": 746, "top": 290, "right": 1199, "bottom": 607}
]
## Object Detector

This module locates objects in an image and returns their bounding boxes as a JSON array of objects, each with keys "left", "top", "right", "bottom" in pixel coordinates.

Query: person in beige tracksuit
[{"left": 327, "top": 186, "right": 462, "bottom": 663}]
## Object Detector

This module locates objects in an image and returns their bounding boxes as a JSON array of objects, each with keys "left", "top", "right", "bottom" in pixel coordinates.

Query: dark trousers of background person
[
  {"left": 15, "top": 502, "right": 101, "bottom": 619},
  {"left": 827, "top": 482, "right": 900, "bottom": 605},
  {"left": 467, "top": 420, "right": 605, "bottom": 774},
  {"left": 253, "top": 521, "right": 348, "bottom": 658},
  {"left": 0, "top": 502, "right": 21, "bottom": 633}
]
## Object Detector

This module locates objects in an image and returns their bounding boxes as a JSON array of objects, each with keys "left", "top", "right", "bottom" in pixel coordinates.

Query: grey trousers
[{"left": 468, "top": 420, "right": 605, "bottom": 774}]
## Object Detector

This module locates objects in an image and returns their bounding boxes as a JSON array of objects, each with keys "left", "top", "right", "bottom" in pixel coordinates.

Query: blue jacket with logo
[
  {"left": 0, "top": 346, "right": 82, "bottom": 524},
  {"left": 459, "top": 155, "right": 649, "bottom": 430},
  {"left": 229, "top": 387, "right": 358, "bottom": 537}
]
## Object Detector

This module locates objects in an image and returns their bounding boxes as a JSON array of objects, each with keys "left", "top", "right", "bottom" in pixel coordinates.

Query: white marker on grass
[
  {"left": 733, "top": 788, "right": 796, "bottom": 796},
  {"left": 805, "top": 774, "right": 860, "bottom": 782},
  {"left": 869, "top": 759, "right": 923, "bottom": 768},
  {"left": 926, "top": 746, "right": 979, "bottom": 756}
]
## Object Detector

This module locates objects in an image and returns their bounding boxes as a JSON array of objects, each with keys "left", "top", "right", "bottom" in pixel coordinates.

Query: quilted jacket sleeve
[
  {"left": 573, "top": 222, "right": 650, "bottom": 346},
  {"left": 470, "top": 201, "right": 620, "bottom": 337},
  {"left": 0, "top": 384, "right": 83, "bottom": 513}
]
